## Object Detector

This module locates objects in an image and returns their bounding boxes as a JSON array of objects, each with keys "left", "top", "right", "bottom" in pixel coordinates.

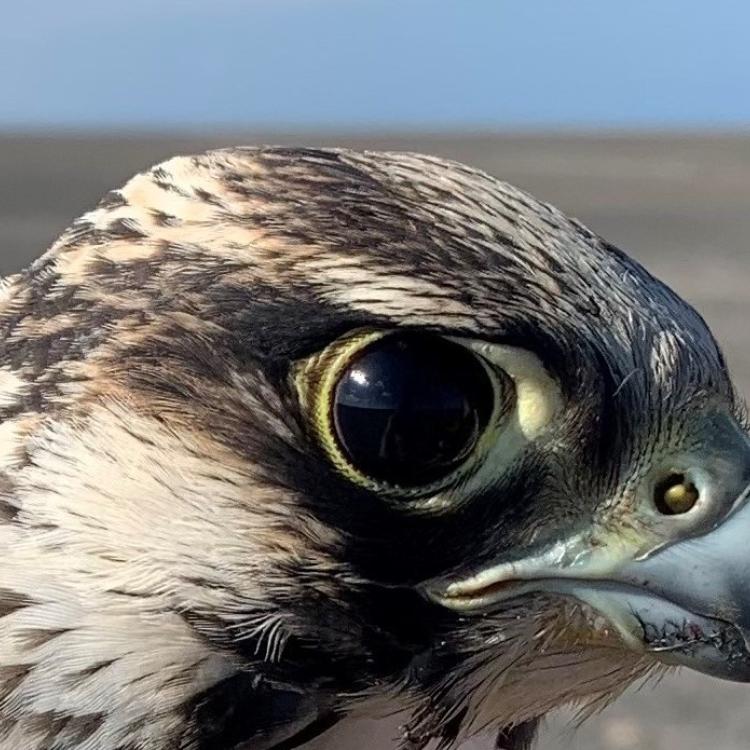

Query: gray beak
[
  {"left": 615, "top": 488, "right": 750, "bottom": 680},
  {"left": 426, "top": 410, "right": 750, "bottom": 681}
]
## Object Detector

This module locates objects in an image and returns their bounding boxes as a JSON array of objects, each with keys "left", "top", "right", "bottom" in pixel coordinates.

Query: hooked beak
[{"left": 425, "top": 411, "right": 750, "bottom": 681}]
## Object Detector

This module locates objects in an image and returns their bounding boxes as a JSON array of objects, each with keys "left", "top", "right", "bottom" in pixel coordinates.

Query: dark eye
[{"left": 331, "top": 332, "right": 495, "bottom": 487}]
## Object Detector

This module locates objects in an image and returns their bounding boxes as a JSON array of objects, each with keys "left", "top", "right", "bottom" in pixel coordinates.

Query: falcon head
[{"left": 1, "top": 147, "right": 748, "bottom": 750}]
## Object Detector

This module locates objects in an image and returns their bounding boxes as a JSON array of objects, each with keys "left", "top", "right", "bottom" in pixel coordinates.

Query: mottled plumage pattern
[{"left": 0, "top": 148, "right": 737, "bottom": 749}]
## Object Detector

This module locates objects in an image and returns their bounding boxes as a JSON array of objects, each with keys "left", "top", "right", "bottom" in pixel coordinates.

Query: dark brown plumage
[{"left": 0, "top": 147, "right": 747, "bottom": 750}]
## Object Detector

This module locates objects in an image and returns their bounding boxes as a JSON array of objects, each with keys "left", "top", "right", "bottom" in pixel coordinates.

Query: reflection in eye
[
  {"left": 349, "top": 368, "right": 369, "bottom": 387},
  {"left": 332, "top": 332, "right": 495, "bottom": 487}
]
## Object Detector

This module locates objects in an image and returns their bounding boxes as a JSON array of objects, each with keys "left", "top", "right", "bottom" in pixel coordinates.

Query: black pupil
[{"left": 332, "top": 333, "right": 494, "bottom": 487}]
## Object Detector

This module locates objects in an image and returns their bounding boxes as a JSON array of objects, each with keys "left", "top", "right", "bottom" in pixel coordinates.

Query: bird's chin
[{"left": 429, "top": 578, "right": 750, "bottom": 683}]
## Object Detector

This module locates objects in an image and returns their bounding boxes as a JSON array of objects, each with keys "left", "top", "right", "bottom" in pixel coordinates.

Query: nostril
[{"left": 654, "top": 472, "right": 700, "bottom": 515}]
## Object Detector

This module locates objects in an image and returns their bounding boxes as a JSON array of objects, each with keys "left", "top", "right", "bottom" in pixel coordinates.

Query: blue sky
[{"left": 2, "top": 0, "right": 749, "bottom": 130}]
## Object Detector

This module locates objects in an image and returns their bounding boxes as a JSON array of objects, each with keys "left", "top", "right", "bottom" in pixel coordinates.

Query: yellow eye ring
[
  {"left": 296, "top": 329, "right": 384, "bottom": 483},
  {"left": 294, "top": 329, "right": 509, "bottom": 499}
]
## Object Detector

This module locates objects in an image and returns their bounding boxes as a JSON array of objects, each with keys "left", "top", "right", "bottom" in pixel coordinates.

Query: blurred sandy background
[{"left": 2, "top": 132, "right": 749, "bottom": 748}]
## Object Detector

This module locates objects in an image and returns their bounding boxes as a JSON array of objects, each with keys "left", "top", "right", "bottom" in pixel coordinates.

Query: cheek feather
[{"left": 0, "top": 146, "right": 735, "bottom": 750}]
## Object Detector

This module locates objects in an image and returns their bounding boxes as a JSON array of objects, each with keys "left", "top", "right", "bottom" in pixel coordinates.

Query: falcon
[{"left": 0, "top": 147, "right": 748, "bottom": 750}]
